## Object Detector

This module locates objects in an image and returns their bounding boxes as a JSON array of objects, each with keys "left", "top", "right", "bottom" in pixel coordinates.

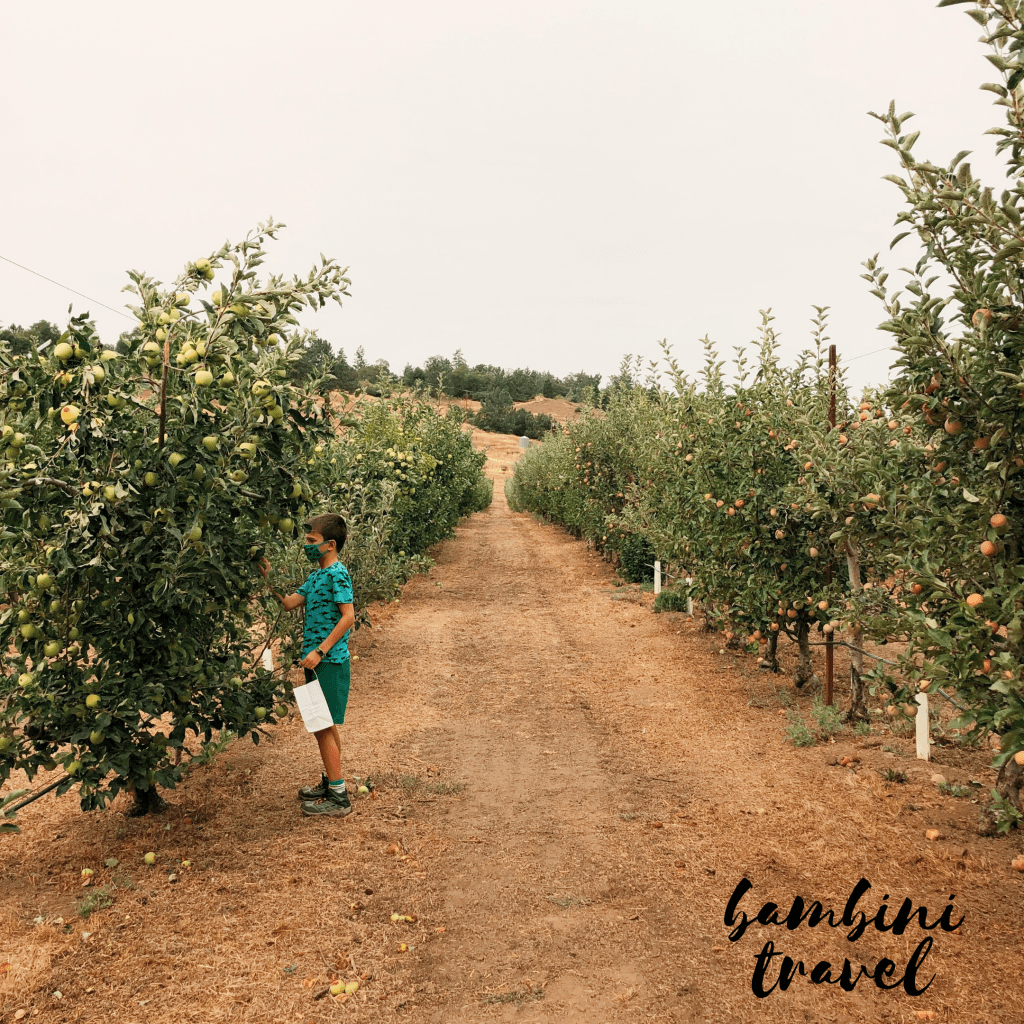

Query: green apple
[
  {"left": 54, "top": 342, "right": 74, "bottom": 361},
  {"left": 254, "top": 707, "right": 267, "bottom": 721},
  {"left": 44, "top": 641, "right": 61, "bottom": 657},
  {"left": 192, "top": 463, "right": 206, "bottom": 480},
  {"left": 267, "top": 333, "right": 282, "bottom": 346},
  {"left": 100, "top": 349, "right": 119, "bottom": 361},
  {"left": 330, "top": 982, "right": 344, "bottom": 997},
  {"left": 17, "top": 672, "right": 34, "bottom": 688},
  {"left": 358, "top": 785, "right": 369, "bottom": 796},
  {"left": 269, "top": 405, "right": 284, "bottom": 421},
  {"left": 211, "top": 289, "right": 223, "bottom": 305},
  {"left": 11, "top": 432, "right": 26, "bottom": 447},
  {"left": 158, "top": 311, "right": 172, "bottom": 325},
  {"left": 143, "top": 852, "right": 156, "bottom": 865},
  {"left": 89, "top": 730, "right": 105, "bottom": 745},
  {"left": 345, "top": 982, "right": 359, "bottom": 995},
  {"left": 202, "top": 435, "right": 218, "bottom": 451},
  {"left": 67, "top": 760, "right": 83, "bottom": 775},
  {"left": 144, "top": 472, "right": 159, "bottom": 487},
  {"left": 142, "top": 341, "right": 162, "bottom": 366},
  {"left": 168, "top": 452, "right": 185, "bottom": 469},
  {"left": 237, "top": 443, "right": 257, "bottom": 459},
  {"left": 155, "top": 328, "right": 167, "bottom": 342},
  {"left": 60, "top": 405, "right": 80, "bottom": 425},
  {"left": 103, "top": 486, "right": 117, "bottom": 501},
  {"left": 196, "top": 369, "right": 215, "bottom": 391},
  {"left": 222, "top": 371, "right": 235, "bottom": 386},
  {"left": 68, "top": 627, "right": 80, "bottom": 641},
  {"left": 278, "top": 518, "right": 294, "bottom": 534},
  {"left": 175, "top": 291, "right": 189, "bottom": 305},
  {"left": 187, "top": 525, "right": 203, "bottom": 542},
  {"left": 36, "top": 573, "right": 54, "bottom": 590},
  {"left": 195, "top": 257, "right": 211, "bottom": 273},
  {"left": 81, "top": 868, "right": 94, "bottom": 878},
  {"left": 251, "top": 380, "right": 272, "bottom": 397},
  {"left": 276, "top": 704, "right": 287, "bottom": 717},
  {"left": 229, "top": 470, "right": 248, "bottom": 483},
  {"left": 0, "top": 737, "right": 14, "bottom": 752},
  {"left": 203, "top": 267, "right": 215, "bottom": 280},
  {"left": 168, "top": 308, "right": 181, "bottom": 321},
  {"left": 85, "top": 693, "right": 101, "bottom": 709},
  {"left": 20, "top": 624, "right": 39, "bottom": 640},
  {"left": 290, "top": 483, "right": 302, "bottom": 498},
  {"left": 17, "top": 609, "right": 31, "bottom": 624},
  {"left": 229, "top": 303, "right": 247, "bottom": 316}
]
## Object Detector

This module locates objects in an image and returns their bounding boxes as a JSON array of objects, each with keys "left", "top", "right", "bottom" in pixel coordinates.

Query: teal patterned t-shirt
[{"left": 298, "top": 561, "right": 353, "bottom": 663}]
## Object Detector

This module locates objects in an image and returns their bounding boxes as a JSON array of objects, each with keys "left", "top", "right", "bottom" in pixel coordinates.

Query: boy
[{"left": 258, "top": 512, "right": 356, "bottom": 817}]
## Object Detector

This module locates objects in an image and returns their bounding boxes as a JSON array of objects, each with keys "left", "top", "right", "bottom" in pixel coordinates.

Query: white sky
[{"left": 0, "top": 1, "right": 1010, "bottom": 391}]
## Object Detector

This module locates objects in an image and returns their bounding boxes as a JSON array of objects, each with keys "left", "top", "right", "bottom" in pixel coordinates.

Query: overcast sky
[{"left": 0, "top": 1, "right": 1011, "bottom": 391}]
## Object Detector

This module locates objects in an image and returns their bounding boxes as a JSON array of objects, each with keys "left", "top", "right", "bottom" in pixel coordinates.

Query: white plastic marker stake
[
  {"left": 686, "top": 577, "right": 694, "bottom": 616},
  {"left": 915, "top": 692, "right": 930, "bottom": 761},
  {"left": 261, "top": 648, "right": 274, "bottom": 672},
  {"left": 654, "top": 561, "right": 661, "bottom": 596}
]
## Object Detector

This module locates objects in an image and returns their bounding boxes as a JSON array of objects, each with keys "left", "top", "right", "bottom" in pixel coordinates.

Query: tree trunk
[
  {"left": 127, "top": 785, "right": 167, "bottom": 817},
  {"left": 844, "top": 541, "right": 870, "bottom": 722},
  {"left": 793, "top": 619, "right": 818, "bottom": 688},
  {"left": 996, "top": 757, "right": 1023, "bottom": 814},
  {"left": 761, "top": 626, "right": 781, "bottom": 673}
]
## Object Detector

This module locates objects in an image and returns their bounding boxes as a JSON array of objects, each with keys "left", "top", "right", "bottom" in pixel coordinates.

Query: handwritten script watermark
[{"left": 724, "top": 877, "right": 963, "bottom": 998}]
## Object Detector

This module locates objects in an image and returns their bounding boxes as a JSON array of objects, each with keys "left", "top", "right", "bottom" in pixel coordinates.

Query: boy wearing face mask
[{"left": 258, "top": 512, "right": 356, "bottom": 817}]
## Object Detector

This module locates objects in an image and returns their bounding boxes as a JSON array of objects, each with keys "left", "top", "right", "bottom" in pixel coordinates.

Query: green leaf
[
  {"left": 963, "top": 487, "right": 981, "bottom": 503},
  {"left": 936, "top": 0, "right": 974, "bottom": 6}
]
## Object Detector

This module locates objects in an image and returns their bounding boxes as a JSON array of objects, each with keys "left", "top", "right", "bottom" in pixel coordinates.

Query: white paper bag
[{"left": 292, "top": 675, "right": 333, "bottom": 733}]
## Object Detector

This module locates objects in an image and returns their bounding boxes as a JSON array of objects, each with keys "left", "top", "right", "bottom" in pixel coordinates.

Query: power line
[
  {"left": 845, "top": 345, "right": 897, "bottom": 363},
  {"left": 0, "top": 253, "right": 135, "bottom": 322}
]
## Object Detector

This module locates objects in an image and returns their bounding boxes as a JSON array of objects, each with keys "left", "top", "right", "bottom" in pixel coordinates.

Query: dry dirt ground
[{"left": 1, "top": 430, "right": 1023, "bottom": 1024}]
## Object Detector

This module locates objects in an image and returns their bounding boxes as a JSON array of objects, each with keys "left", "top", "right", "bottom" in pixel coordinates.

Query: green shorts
[{"left": 304, "top": 660, "right": 350, "bottom": 726}]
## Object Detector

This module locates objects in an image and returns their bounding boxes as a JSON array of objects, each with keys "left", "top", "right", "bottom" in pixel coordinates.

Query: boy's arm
[
  {"left": 258, "top": 558, "right": 305, "bottom": 611},
  {"left": 313, "top": 603, "right": 355, "bottom": 658}
]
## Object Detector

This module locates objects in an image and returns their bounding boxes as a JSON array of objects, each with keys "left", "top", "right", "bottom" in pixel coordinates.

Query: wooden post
[
  {"left": 654, "top": 561, "right": 661, "bottom": 596},
  {"left": 915, "top": 692, "right": 930, "bottom": 761},
  {"left": 825, "top": 343, "right": 837, "bottom": 706}
]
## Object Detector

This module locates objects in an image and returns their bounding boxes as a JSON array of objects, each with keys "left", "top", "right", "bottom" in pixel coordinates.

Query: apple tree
[{"left": 0, "top": 221, "right": 351, "bottom": 816}]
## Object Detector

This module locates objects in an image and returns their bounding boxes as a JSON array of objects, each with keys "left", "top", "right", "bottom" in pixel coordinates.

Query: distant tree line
[
  {"left": 0, "top": 320, "right": 62, "bottom": 355},
  {"left": 401, "top": 350, "right": 602, "bottom": 404}
]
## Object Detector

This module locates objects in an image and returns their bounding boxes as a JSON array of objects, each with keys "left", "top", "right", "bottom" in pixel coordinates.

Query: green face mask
[{"left": 303, "top": 541, "right": 326, "bottom": 563}]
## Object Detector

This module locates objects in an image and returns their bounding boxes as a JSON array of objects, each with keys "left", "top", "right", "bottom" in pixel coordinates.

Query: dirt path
[{"left": 2, "top": 430, "right": 1023, "bottom": 1024}]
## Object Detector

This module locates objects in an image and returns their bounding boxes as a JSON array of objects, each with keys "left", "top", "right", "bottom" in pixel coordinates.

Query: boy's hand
[
  {"left": 300, "top": 650, "right": 323, "bottom": 670},
  {"left": 257, "top": 557, "right": 271, "bottom": 578}
]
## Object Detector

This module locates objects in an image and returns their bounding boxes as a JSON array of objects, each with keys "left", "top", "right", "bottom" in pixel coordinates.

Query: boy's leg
[{"left": 315, "top": 725, "right": 342, "bottom": 782}]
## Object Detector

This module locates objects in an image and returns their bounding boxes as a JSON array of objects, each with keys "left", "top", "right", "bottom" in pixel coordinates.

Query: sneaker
[
  {"left": 298, "top": 773, "right": 329, "bottom": 800},
  {"left": 301, "top": 787, "right": 353, "bottom": 817}
]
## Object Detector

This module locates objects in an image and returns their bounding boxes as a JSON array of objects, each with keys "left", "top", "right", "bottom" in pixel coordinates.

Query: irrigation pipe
[{"left": 4, "top": 775, "right": 69, "bottom": 815}]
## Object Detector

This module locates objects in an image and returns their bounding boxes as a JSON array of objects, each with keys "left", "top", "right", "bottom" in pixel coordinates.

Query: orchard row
[{"left": 0, "top": 223, "right": 490, "bottom": 821}]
